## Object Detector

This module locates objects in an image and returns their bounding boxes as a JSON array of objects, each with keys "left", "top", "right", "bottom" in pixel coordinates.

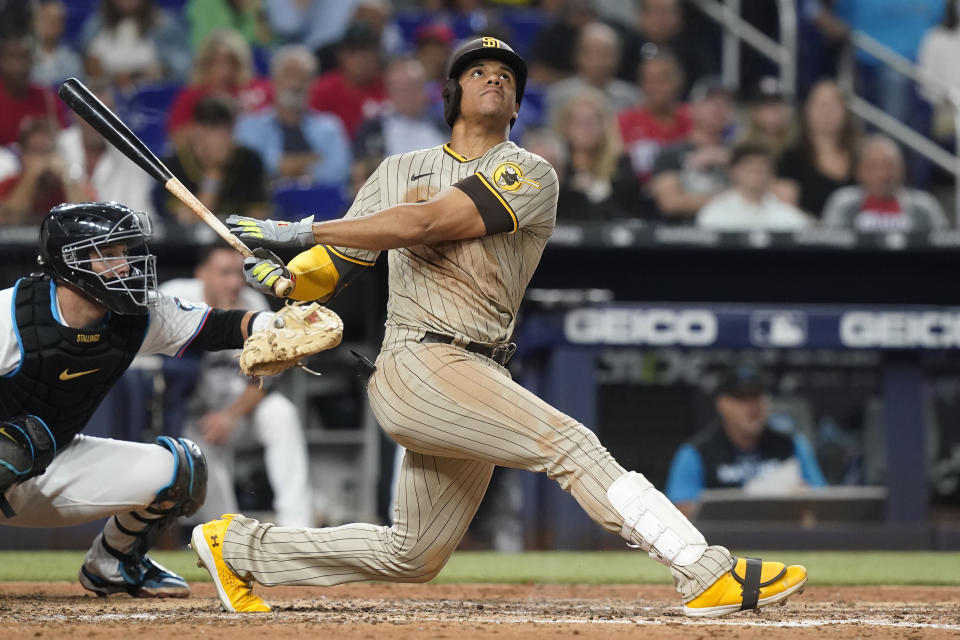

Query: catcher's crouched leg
[
  {"left": 79, "top": 437, "right": 207, "bottom": 598},
  {"left": 154, "top": 435, "right": 208, "bottom": 517},
  {"left": 238, "top": 301, "right": 343, "bottom": 378},
  {"left": 0, "top": 415, "right": 56, "bottom": 493}
]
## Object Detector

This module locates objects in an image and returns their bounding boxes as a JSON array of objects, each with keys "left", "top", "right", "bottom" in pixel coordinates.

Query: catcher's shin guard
[
  {"left": 0, "top": 414, "right": 56, "bottom": 492},
  {"left": 155, "top": 436, "right": 207, "bottom": 517}
]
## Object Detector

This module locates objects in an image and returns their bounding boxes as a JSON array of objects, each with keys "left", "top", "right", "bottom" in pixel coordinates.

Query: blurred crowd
[{"left": 0, "top": 0, "right": 957, "bottom": 235}]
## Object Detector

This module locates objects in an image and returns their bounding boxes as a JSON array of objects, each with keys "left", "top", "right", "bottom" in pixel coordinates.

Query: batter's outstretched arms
[
  {"left": 232, "top": 187, "right": 486, "bottom": 300},
  {"left": 228, "top": 187, "right": 487, "bottom": 253},
  {"left": 231, "top": 164, "right": 549, "bottom": 302}
]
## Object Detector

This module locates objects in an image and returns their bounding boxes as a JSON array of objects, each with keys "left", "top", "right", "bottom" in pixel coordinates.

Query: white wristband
[
  {"left": 251, "top": 311, "right": 274, "bottom": 333},
  {"left": 297, "top": 216, "right": 316, "bottom": 247}
]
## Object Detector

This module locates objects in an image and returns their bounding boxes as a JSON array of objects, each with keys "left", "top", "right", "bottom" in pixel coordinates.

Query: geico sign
[
  {"left": 564, "top": 308, "right": 717, "bottom": 346},
  {"left": 840, "top": 312, "right": 960, "bottom": 347}
]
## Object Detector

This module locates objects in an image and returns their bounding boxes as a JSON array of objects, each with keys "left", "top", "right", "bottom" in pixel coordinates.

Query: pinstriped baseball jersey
[
  {"left": 218, "top": 138, "right": 732, "bottom": 602},
  {"left": 329, "top": 141, "right": 559, "bottom": 344}
]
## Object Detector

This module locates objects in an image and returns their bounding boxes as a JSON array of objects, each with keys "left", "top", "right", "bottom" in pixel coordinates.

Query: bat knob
[{"left": 274, "top": 276, "right": 294, "bottom": 298}]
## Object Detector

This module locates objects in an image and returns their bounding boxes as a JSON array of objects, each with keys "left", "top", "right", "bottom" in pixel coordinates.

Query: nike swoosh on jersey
[
  {"left": 58, "top": 368, "right": 101, "bottom": 381},
  {"left": 410, "top": 172, "right": 434, "bottom": 181},
  {"left": 0, "top": 428, "right": 17, "bottom": 444}
]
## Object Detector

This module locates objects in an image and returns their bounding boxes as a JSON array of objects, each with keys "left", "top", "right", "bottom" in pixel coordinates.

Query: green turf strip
[{"left": 0, "top": 550, "right": 957, "bottom": 585}]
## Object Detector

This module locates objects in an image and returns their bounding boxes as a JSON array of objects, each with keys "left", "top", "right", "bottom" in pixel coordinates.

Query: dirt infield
[{"left": 2, "top": 582, "right": 959, "bottom": 639}]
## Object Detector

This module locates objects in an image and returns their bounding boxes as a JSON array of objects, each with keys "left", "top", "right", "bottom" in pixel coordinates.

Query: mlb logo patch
[{"left": 750, "top": 311, "right": 807, "bottom": 347}]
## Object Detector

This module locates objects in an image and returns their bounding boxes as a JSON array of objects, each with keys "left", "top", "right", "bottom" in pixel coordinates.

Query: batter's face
[{"left": 457, "top": 59, "right": 518, "bottom": 126}]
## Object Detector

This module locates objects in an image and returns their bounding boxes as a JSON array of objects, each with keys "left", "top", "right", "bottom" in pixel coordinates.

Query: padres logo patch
[{"left": 493, "top": 162, "right": 541, "bottom": 192}]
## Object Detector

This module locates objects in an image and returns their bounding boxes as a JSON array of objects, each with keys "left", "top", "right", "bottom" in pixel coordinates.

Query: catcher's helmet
[
  {"left": 442, "top": 36, "right": 527, "bottom": 128},
  {"left": 39, "top": 202, "right": 158, "bottom": 315}
]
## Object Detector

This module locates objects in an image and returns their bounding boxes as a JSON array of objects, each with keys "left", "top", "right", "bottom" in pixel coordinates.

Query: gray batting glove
[
  {"left": 243, "top": 248, "right": 292, "bottom": 297},
  {"left": 226, "top": 215, "right": 315, "bottom": 250}
]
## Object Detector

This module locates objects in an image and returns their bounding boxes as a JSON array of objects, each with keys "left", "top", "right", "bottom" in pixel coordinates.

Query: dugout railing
[{"left": 689, "top": 0, "right": 960, "bottom": 223}]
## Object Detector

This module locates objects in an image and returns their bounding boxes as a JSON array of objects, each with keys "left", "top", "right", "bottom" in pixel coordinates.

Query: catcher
[
  {"left": 195, "top": 37, "right": 806, "bottom": 618},
  {"left": 0, "top": 201, "right": 338, "bottom": 599}
]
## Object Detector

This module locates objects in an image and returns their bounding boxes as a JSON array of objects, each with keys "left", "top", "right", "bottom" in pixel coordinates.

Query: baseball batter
[
  {"left": 196, "top": 37, "right": 807, "bottom": 617},
  {"left": 0, "top": 202, "right": 277, "bottom": 598}
]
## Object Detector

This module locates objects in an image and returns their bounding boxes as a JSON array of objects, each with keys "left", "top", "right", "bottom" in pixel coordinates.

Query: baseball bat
[{"left": 56, "top": 78, "right": 294, "bottom": 297}]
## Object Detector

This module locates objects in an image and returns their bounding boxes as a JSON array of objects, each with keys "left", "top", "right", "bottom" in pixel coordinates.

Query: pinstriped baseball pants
[{"left": 222, "top": 340, "right": 652, "bottom": 586}]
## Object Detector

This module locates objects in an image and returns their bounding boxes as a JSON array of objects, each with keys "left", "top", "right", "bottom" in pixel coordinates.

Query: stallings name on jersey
[{"left": 76, "top": 333, "right": 101, "bottom": 343}]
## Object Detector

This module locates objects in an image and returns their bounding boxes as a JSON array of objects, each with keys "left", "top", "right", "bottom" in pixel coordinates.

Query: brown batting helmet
[{"left": 441, "top": 36, "right": 527, "bottom": 128}]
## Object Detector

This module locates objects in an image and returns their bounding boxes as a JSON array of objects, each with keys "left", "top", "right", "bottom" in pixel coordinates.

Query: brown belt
[{"left": 420, "top": 332, "right": 517, "bottom": 366}]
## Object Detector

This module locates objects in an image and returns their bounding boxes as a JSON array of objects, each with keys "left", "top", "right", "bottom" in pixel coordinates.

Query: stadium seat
[
  {"left": 394, "top": 11, "right": 434, "bottom": 48},
  {"left": 510, "top": 86, "right": 546, "bottom": 143},
  {"left": 251, "top": 46, "right": 273, "bottom": 78},
  {"left": 517, "top": 86, "right": 545, "bottom": 127},
  {"left": 393, "top": 9, "right": 545, "bottom": 61},
  {"left": 63, "top": 1, "right": 189, "bottom": 48},
  {"left": 451, "top": 13, "right": 488, "bottom": 41},
  {"left": 155, "top": 0, "right": 189, "bottom": 14},
  {"left": 62, "top": 0, "right": 99, "bottom": 48},
  {"left": 272, "top": 183, "right": 350, "bottom": 222},
  {"left": 116, "top": 82, "right": 183, "bottom": 157},
  {"left": 500, "top": 9, "right": 546, "bottom": 58}
]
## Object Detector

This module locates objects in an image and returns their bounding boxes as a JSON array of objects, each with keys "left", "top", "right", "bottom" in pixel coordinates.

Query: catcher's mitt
[{"left": 238, "top": 301, "right": 343, "bottom": 378}]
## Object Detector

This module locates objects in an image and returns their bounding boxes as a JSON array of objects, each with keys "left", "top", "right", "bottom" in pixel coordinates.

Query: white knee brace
[{"left": 606, "top": 471, "right": 706, "bottom": 567}]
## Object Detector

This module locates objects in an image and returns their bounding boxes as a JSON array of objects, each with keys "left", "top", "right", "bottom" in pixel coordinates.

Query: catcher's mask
[
  {"left": 38, "top": 202, "right": 158, "bottom": 315},
  {"left": 441, "top": 36, "right": 527, "bottom": 129}
]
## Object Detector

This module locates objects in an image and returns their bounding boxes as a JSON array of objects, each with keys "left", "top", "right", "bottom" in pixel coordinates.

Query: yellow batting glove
[
  {"left": 226, "top": 215, "right": 315, "bottom": 250},
  {"left": 242, "top": 248, "right": 292, "bottom": 296},
  {"left": 233, "top": 219, "right": 264, "bottom": 239}
]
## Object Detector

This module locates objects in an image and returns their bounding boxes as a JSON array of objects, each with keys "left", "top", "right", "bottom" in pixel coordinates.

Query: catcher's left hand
[
  {"left": 238, "top": 301, "right": 343, "bottom": 379},
  {"left": 243, "top": 247, "right": 292, "bottom": 297}
]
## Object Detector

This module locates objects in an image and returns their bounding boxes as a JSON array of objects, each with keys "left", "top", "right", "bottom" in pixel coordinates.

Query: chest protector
[
  {"left": 0, "top": 275, "right": 148, "bottom": 449},
  {"left": 692, "top": 424, "right": 795, "bottom": 490}
]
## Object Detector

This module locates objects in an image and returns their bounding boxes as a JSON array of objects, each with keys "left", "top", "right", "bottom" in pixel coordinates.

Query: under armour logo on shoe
[{"left": 210, "top": 535, "right": 219, "bottom": 548}]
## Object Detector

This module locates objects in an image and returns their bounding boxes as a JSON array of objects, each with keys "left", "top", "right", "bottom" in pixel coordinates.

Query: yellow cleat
[
  {"left": 190, "top": 514, "right": 271, "bottom": 613},
  {"left": 683, "top": 557, "right": 807, "bottom": 618}
]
